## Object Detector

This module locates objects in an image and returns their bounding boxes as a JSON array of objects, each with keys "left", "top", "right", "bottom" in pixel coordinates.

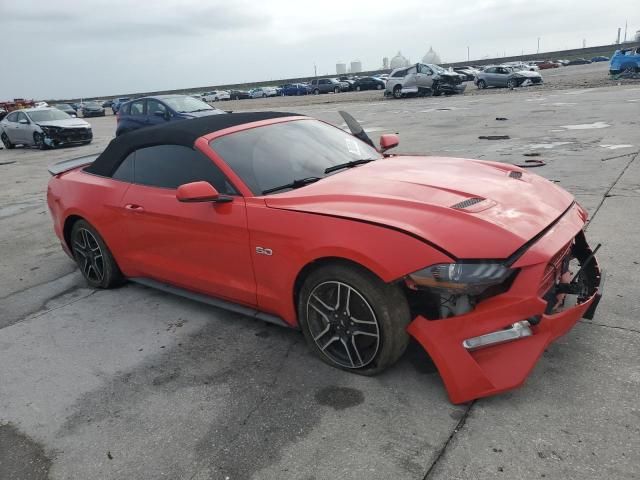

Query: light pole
[
  {"left": 314, "top": 63, "right": 317, "bottom": 78},
  {"left": 467, "top": 46, "right": 470, "bottom": 62},
  {"left": 537, "top": 37, "right": 540, "bottom": 54}
]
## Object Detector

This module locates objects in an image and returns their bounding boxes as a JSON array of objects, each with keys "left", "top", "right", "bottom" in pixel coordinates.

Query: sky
[{"left": 1, "top": 0, "right": 638, "bottom": 99}]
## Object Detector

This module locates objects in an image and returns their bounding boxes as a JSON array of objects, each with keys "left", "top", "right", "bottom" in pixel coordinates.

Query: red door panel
[{"left": 120, "top": 184, "right": 256, "bottom": 306}]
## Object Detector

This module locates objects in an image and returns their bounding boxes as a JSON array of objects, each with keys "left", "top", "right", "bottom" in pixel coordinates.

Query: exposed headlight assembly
[{"left": 406, "top": 263, "right": 515, "bottom": 295}]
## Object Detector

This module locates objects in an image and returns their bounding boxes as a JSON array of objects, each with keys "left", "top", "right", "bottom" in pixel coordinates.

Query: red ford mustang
[{"left": 47, "top": 112, "right": 602, "bottom": 404}]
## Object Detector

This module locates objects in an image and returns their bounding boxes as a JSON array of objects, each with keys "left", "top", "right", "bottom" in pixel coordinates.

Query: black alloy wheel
[
  {"left": 70, "top": 219, "right": 123, "bottom": 288},
  {"left": 298, "top": 263, "right": 411, "bottom": 374},
  {"left": 393, "top": 86, "right": 402, "bottom": 99}
]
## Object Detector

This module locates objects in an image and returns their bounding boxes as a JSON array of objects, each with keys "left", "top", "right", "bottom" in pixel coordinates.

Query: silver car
[
  {"left": 0, "top": 108, "right": 92, "bottom": 149},
  {"left": 385, "top": 63, "right": 466, "bottom": 98},
  {"left": 475, "top": 65, "right": 543, "bottom": 89}
]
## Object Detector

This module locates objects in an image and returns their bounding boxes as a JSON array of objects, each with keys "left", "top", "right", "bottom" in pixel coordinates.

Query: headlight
[{"left": 406, "top": 262, "right": 515, "bottom": 295}]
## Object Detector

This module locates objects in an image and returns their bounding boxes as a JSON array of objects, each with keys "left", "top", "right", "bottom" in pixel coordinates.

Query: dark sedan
[
  {"left": 352, "top": 77, "right": 385, "bottom": 91},
  {"left": 280, "top": 83, "right": 311, "bottom": 96},
  {"left": 591, "top": 56, "right": 609, "bottom": 62},
  {"left": 567, "top": 58, "right": 592, "bottom": 66},
  {"left": 81, "top": 102, "right": 106, "bottom": 117},
  {"left": 228, "top": 89, "right": 251, "bottom": 100},
  {"left": 52, "top": 104, "right": 78, "bottom": 117}
]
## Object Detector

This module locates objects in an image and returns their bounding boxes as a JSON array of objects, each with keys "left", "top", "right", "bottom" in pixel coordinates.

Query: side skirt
[{"left": 129, "top": 277, "right": 292, "bottom": 329}]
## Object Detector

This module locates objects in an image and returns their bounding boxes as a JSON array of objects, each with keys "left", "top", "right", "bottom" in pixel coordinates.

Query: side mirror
[
  {"left": 176, "top": 181, "right": 231, "bottom": 203},
  {"left": 19, "top": 118, "right": 29, "bottom": 125},
  {"left": 379, "top": 134, "right": 399, "bottom": 153}
]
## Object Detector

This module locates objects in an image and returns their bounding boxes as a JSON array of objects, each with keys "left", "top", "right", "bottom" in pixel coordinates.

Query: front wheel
[
  {"left": 313, "top": 89, "right": 320, "bottom": 95},
  {"left": 507, "top": 78, "right": 518, "bottom": 89},
  {"left": 393, "top": 85, "right": 402, "bottom": 99},
  {"left": 70, "top": 219, "right": 123, "bottom": 289},
  {"left": 298, "top": 263, "right": 411, "bottom": 375},
  {"left": 33, "top": 132, "right": 48, "bottom": 150},
  {"left": 355, "top": 85, "right": 361, "bottom": 91},
  {"left": 376, "top": 84, "right": 383, "bottom": 90},
  {"left": 477, "top": 79, "right": 487, "bottom": 89},
  {"left": 334, "top": 87, "right": 340, "bottom": 93}
]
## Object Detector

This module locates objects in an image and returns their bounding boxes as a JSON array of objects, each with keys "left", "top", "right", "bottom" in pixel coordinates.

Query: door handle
[{"left": 125, "top": 204, "right": 144, "bottom": 212}]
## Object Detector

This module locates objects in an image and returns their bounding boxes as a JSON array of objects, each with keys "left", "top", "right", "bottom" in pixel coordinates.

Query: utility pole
[
  {"left": 537, "top": 37, "right": 540, "bottom": 53},
  {"left": 314, "top": 63, "right": 317, "bottom": 78},
  {"left": 467, "top": 46, "right": 470, "bottom": 62},
  {"left": 624, "top": 20, "right": 628, "bottom": 42}
]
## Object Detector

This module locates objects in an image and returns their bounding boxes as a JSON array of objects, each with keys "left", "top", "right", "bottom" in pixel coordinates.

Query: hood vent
[
  {"left": 509, "top": 171, "right": 523, "bottom": 179},
  {"left": 451, "top": 197, "right": 485, "bottom": 209}
]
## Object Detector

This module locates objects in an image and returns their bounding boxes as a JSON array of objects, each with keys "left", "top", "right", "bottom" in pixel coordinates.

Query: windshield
[
  {"left": 28, "top": 109, "right": 71, "bottom": 122},
  {"left": 210, "top": 119, "right": 382, "bottom": 195},
  {"left": 164, "top": 96, "right": 213, "bottom": 113},
  {"left": 428, "top": 64, "right": 446, "bottom": 73}
]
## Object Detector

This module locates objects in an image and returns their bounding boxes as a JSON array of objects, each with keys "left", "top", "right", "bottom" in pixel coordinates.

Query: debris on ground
[
  {"left": 496, "top": 117, "right": 508, "bottom": 121},
  {"left": 515, "top": 159, "right": 546, "bottom": 168},
  {"left": 523, "top": 152, "right": 541, "bottom": 157},
  {"left": 479, "top": 135, "right": 510, "bottom": 140}
]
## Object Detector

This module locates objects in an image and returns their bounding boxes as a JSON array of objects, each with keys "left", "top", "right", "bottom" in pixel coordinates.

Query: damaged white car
[
  {"left": 385, "top": 63, "right": 467, "bottom": 98},
  {"left": 0, "top": 107, "right": 92, "bottom": 150}
]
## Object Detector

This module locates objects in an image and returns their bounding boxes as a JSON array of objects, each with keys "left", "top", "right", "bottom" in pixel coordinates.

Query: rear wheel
[
  {"left": 334, "top": 87, "right": 340, "bottom": 93},
  {"left": 298, "top": 263, "right": 411, "bottom": 375},
  {"left": 70, "top": 219, "right": 123, "bottom": 289},
  {"left": 355, "top": 85, "right": 361, "bottom": 91},
  {"left": 1, "top": 132, "right": 15, "bottom": 149},
  {"left": 313, "top": 89, "right": 320, "bottom": 95},
  {"left": 376, "top": 83, "right": 383, "bottom": 90}
]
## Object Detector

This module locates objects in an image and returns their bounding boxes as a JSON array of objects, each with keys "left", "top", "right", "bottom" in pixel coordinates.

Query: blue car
[
  {"left": 280, "top": 83, "right": 311, "bottom": 96},
  {"left": 116, "top": 95, "right": 225, "bottom": 136},
  {"left": 609, "top": 47, "right": 640, "bottom": 75}
]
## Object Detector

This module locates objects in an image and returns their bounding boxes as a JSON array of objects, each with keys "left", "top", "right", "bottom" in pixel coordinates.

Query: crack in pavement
[
  {"left": 422, "top": 400, "right": 476, "bottom": 480},
  {"left": 586, "top": 151, "right": 639, "bottom": 229},
  {"left": 580, "top": 320, "right": 640, "bottom": 335},
  {"left": 24, "top": 289, "right": 97, "bottom": 322}
]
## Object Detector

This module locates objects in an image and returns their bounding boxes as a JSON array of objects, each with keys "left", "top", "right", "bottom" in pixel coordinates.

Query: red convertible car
[{"left": 47, "top": 112, "right": 602, "bottom": 404}]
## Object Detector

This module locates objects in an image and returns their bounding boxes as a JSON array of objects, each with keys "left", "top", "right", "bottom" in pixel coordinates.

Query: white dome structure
[
  {"left": 390, "top": 51, "right": 410, "bottom": 69},
  {"left": 422, "top": 46, "right": 442, "bottom": 65}
]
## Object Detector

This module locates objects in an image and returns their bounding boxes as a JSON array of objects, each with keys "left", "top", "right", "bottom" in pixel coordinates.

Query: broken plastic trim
[{"left": 462, "top": 320, "right": 532, "bottom": 350}]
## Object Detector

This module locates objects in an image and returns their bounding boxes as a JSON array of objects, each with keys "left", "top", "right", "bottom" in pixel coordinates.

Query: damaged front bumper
[
  {"left": 41, "top": 127, "right": 93, "bottom": 147},
  {"left": 407, "top": 203, "right": 602, "bottom": 404}
]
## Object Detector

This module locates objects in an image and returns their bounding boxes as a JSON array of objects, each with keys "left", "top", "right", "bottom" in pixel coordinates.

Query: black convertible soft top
[{"left": 85, "top": 111, "right": 300, "bottom": 177}]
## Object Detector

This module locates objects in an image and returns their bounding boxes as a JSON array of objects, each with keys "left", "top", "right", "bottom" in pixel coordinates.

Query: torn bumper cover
[
  {"left": 40, "top": 126, "right": 92, "bottom": 146},
  {"left": 407, "top": 203, "right": 602, "bottom": 404}
]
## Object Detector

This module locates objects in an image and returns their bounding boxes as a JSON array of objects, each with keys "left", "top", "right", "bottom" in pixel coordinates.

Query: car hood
[
  {"left": 513, "top": 70, "right": 542, "bottom": 78},
  {"left": 37, "top": 118, "right": 91, "bottom": 128},
  {"left": 264, "top": 156, "right": 574, "bottom": 259}
]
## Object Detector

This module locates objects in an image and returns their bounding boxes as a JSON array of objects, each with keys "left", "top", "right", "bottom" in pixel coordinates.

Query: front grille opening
[{"left": 509, "top": 171, "right": 523, "bottom": 179}]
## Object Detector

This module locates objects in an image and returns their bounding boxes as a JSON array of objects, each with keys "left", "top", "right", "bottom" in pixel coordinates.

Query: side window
[
  {"left": 112, "top": 152, "right": 135, "bottom": 182},
  {"left": 129, "top": 100, "right": 144, "bottom": 116},
  {"left": 6, "top": 112, "right": 18, "bottom": 122},
  {"left": 133, "top": 145, "right": 236, "bottom": 194},
  {"left": 391, "top": 69, "right": 405, "bottom": 78},
  {"left": 16, "top": 112, "right": 28, "bottom": 123},
  {"left": 485, "top": 67, "right": 496, "bottom": 74},
  {"left": 406, "top": 66, "right": 417, "bottom": 75},
  {"left": 147, "top": 100, "right": 167, "bottom": 117}
]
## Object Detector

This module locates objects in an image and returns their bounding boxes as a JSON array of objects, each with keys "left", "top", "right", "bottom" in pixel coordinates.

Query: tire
[
  {"left": 432, "top": 82, "right": 442, "bottom": 96},
  {"left": 622, "top": 63, "right": 638, "bottom": 73},
  {"left": 334, "top": 87, "right": 340, "bottom": 93},
  {"left": 313, "top": 89, "right": 320, "bottom": 95},
  {"left": 393, "top": 85, "right": 402, "bottom": 99},
  {"left": 477, "top": 79, "right": 487, "bottom": 89},
  {"left": 298, "top": 263, "right": 411, "bottom": 375},
  {"left": 507, "top": 78, "right": 518, "bottom": 89},
  {"left": 262, "top": 93, "right": 267, "bottom": 98},
  {"left": 1, "top": 132, "right": 15, "bottom": 149},
  {"left": 355, "top": 85, "right": 361, "bottom": 91},
  {"left": 376, "top": 84, "right": 383, "bottom": 90},
  {"left": 33, "top": 132, "right": 48, "bottom": 150},
  {"left": 70, "top": 219, "right": 123, "bottom": 289}
]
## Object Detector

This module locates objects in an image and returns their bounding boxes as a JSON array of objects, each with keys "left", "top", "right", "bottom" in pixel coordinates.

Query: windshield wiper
[
  {"left": 262, "top": 177, "right": 322, "bottom": 195},
  {"left": 188, "top": 108, "right": 213, "bottom": 112},
  {"left": 324, "top": 158, "right": 376, "bottom": 174}
]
